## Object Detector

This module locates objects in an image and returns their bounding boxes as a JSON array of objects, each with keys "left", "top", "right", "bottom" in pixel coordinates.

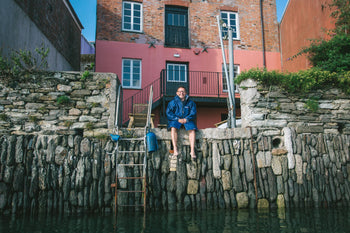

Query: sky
[{"left": 70, "top": 0, "right": 289, "bottom": 42}]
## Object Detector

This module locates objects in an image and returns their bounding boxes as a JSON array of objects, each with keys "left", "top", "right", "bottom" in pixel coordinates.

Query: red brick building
[
  {"left": 280, "top": 0, "right": 336, "bottom": 72},
  {"left": 96, "top": 0, "right": 281, "bottom": 128}
]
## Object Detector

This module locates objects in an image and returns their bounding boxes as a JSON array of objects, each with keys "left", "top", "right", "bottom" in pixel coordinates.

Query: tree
[{"left": 330, "top": 0, "right": 350, "bottom": 34}]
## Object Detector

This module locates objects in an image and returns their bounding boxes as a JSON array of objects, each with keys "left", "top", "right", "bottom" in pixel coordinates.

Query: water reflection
[{"left": 0, "top": 208, "right": 349, "bottom": 233}]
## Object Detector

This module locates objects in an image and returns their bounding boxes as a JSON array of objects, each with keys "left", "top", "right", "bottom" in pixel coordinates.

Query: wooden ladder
[
  {"left": 111, "top": 136, "right": 147, "bottom": 212},
  {"left": 110, "top": 86, "right": 153, "bottom": 213}
]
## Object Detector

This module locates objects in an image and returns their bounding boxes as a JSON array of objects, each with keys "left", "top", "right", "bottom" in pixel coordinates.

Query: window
[
  {"left": 122, "top": 59, "right": 141, "bottom": 88},
  {"left": 167, "top": 63, "right": 187, "bottom": 82},
  {"left": 165, "top": 6, "right": 189, "bottom": 48},
  {"left": 220, "top": 11, "right": 240, "bottom": 40},
  {"left": 222, "top": 64, "right": 240, "bottom": 92},
  {"left": 122, "top": 1, "right": 143, "bottom": 32}
]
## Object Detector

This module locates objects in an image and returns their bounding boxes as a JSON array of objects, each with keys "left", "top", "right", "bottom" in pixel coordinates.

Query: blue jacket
[{"left": 166, "top": 95, "right": 197, "bottom": 122}]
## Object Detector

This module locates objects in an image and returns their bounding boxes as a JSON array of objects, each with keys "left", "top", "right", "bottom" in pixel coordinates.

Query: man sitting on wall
[{"left": 166, "top": 86, "right": 197, "bottom": 161}]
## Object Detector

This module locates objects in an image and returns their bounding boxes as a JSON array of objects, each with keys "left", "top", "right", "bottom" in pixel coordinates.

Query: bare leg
[
  {"left": 189, "top": 130, "right": 196, "bottom": 158},
  {"left": 171, "top": 127, "right": 179, "bottom": 156}
]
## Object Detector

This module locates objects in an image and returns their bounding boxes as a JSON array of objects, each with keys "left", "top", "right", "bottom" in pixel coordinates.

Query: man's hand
[{"left": 178, "top": 118, "right": 187, "bottom": 124}]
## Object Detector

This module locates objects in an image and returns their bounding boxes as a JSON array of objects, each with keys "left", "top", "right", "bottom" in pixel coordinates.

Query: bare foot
[
  {"left": 191, "top": 152, "right": 196, "bottom": 161},
  {"left": 169, "top": 151, "right": 179, "bottom": 159}
]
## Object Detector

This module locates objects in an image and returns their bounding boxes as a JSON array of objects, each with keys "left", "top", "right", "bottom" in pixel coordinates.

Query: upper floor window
[
  {"left": 220, "top": 11, "right": 240, "bottom": 40},
  {"left": 122, "top": 1, "right": 143, "bottom": 32},
  {"left": 122, "top": 59, "right": 142, "bottom": 88},
  {"left": 165, "top": 6, "right": 189, "bottom": 48}
]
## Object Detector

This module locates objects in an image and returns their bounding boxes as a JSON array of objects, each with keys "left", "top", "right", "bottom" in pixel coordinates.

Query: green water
[{"left": 1, "top": 208, "right": 349, "bottom": 233}]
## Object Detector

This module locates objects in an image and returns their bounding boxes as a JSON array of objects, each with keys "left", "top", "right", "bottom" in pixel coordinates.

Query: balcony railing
[
  {"left": 122, "top": 70, "right": 235, "bottom": 123},
  {"left": 160, "top": 70, "right": 230, "bottom": 98}
]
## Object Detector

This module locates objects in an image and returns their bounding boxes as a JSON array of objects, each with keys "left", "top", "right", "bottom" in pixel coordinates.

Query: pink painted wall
[
  {"left": 196, "top": 107, "right": 227, "bottom": 129},
  {"left": 96, "top": 40, "right": 281, "bottom": 100},
  {"left": 96, "top": 40, "right": 280, "bottom": 128}
]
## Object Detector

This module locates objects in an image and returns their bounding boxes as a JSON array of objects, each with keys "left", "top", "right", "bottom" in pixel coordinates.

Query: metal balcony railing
[{"left": 122, "top": 70, "right": 234, "bottom": 123}]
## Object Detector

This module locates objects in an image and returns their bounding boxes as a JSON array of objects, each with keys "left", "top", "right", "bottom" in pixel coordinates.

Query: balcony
[{"left": 121, "top": 70, "right": 239, "bottom": 124}]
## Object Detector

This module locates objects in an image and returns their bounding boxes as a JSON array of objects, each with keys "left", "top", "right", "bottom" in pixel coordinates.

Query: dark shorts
[{"left": 168, "top": 120, "right": 197, "bottom": 131}]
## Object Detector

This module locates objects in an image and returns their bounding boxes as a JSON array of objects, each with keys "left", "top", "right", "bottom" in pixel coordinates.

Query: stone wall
[
  {"left": 1, "top": 127, "right": 350, "bottom": 214},
  {"left": 239, "top": 79, "right": 350, "bottom": 134},
  {"left": 0, "top": 72, "right": 118, "bottom": 136},
  {"left": 1, "top": 74, "right": 350, "bottom": 214}
]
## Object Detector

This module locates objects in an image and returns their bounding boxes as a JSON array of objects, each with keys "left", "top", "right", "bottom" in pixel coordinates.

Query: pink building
[{"left": 96, "top": 0, "right": 281, "bottom": 129}]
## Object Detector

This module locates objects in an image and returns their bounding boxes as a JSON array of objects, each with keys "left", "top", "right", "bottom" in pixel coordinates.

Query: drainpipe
[{"left": 260, "top": 0, "right": 267, "bottom": 68}]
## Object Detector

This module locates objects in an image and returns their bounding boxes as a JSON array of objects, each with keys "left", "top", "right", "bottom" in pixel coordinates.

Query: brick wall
[
  {"left": 14, "top": 0, "right": 82, "bottom": 70},
  {"left": 97, "top": 0, "right": 279, "bottom": 52}
]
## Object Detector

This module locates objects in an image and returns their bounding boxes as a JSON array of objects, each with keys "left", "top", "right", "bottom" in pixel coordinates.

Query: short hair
[{"left": 177, "top": 86, "right": 187, "bottom": 92}]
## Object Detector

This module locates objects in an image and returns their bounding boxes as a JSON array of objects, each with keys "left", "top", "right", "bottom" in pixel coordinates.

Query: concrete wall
[{"left": 0, "top": 0, "right": 81, "bottom": 71}]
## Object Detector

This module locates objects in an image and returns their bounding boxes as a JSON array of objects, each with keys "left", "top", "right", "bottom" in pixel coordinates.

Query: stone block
[
  {"left": 187, "top": 180, "right": 198, "bottom": 195},
  {"left": 222, "top": 170, "right": 232, "bottom": 191},
  {"left": 236, "top": 192, "right": 249, "bottom": 209},
  {"left": 257, "top": 198, "right": 269, "bottom": 209},
  {"left": 277, "top": 194, "right": 285, "bottom": 209},
  {"left": 212, "top": 143, "right": 221, "bottom": 178},
  {"left": 296, "top": 125, "right": 324, "bottom": 133},
  {"left": 271, "top": 156, "right": 282, "bottom": 175}
]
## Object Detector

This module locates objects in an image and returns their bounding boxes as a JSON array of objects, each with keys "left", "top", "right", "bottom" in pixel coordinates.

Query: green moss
[
  {"left": 57, "top": 95, "right": 70, "bottom": 105},
  {"left": 64, "top": 121, "right": 73, "bottom": 128},
  {"left": 81, "top": 71, "right": 91, "bottom": 81},
  {"left": 0, "top": 113, "right": 8, "bottom": 121},
  {"left": 91, "top": 102, "right": 100, "bottom": 108},
  {"left": 29, "top": 115, "right": 38, "bottom": 122},
  {"left": 86, "top": 122, "right": 94, "bottom": 130},
  {"left": 94, "top": 134, "right": 108, "bottom": 140},
  {"left": 304, "top": 98, "right": 319, "bottom": 112}
]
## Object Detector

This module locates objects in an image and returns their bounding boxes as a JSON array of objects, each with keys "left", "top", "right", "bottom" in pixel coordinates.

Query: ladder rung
[
  {"left": 118, "top": 190, "right": 145, "bottom": 193},
  {"left": 118, "top": 176, "right": 145, "bottom": 180},
  {"left": 118, "top": 204, "right": 145, "bottom": 207},
  {"left": 118, "top": 151, "right": 146, "bottom": 153},
  {"left": 118, "top": 164, "right": 145, "bottom": 166},
  {"left": 119, "top": 137, "right": 144, "bottom": 141}
]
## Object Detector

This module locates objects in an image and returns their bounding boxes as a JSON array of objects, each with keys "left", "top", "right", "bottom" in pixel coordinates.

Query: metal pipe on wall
[{"left": 260, "top": 0, "right": 267, "bottom": 68}]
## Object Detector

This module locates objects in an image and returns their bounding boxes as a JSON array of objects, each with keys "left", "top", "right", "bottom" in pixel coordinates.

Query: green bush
[
  {"left": 81, "top": 70, "right": 91, "bottom": 81},
  {"left": 0, "top": 44, "right": 49, "bottom": 79},
  {"left": 292, "top": 34, "right": 350, "bottom": 73},
  {"left": 235, "top": 68, "right": 350, "bottom": 94}
]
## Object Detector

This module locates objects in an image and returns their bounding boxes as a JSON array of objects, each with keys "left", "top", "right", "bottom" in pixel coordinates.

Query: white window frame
[
  {"left": 122, "top": 59, "right": 142, "bottom": 89},
  {"left": 122, "top": 1, "right": 143, "bottom": 32},
  {"left": 220, "top": 11, "right": 240, "bottom": 40},
  {"left": 167, "top": 63, "right": 187, "bottom": 82},
  {"left": 222, "top": 64, "right": 240, "bottom": 92}
]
